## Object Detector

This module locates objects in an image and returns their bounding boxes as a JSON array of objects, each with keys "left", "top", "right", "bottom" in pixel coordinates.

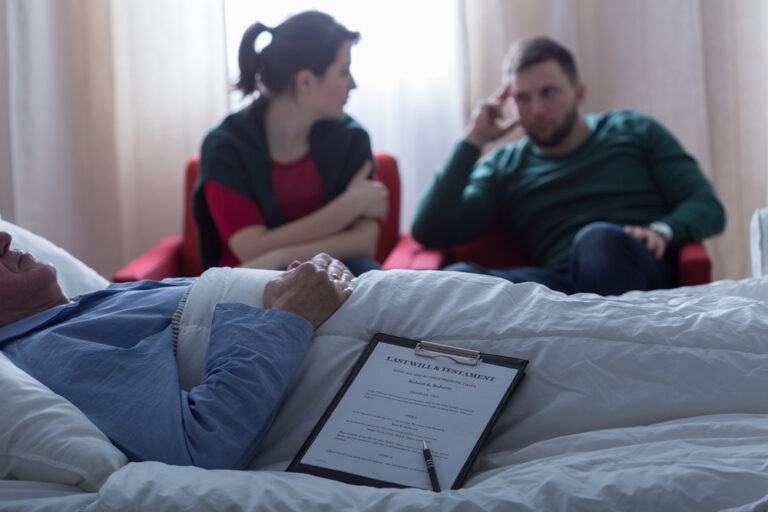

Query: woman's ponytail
[{"left": 236, "top": 22, "right": 270, "bottom": 95}]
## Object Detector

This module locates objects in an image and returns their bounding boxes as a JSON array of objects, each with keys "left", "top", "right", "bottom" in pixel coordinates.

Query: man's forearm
[
  {"left": 411, "top": 141, "right": 490, "bottom": 247},
  {"left": 180, "top": 304, "right": 313, "bottom": 469},
  {"left": 659, "top": 193, "right": 726, "bottom": 247},
  {"left": 643, "top": 116, "right": 726, "bottom": 246}
]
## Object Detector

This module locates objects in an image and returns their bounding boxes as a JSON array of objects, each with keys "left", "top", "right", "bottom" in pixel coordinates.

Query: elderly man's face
[{"left": 0, "top": 231, "right": 68, "bottom": 327}]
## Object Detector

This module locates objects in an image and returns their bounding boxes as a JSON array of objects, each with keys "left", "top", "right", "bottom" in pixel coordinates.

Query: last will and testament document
[{"left": 288, "top": 333, "right": 528, "bottom": 490}]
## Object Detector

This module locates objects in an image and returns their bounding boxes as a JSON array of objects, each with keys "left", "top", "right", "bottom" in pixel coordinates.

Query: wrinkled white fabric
[
  {"left": 80, "top": 270, "right": 768, "bottom": 511},
  {"left": 4, "top": 269, "right": 768, "bottom": 511}
]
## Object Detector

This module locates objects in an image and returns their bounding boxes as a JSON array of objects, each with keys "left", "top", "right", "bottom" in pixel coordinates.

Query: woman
[{"left": 194, "top": 11, "right": 387, "bottom": 276}]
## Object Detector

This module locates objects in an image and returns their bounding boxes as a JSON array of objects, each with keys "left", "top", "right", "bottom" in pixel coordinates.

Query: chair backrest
[
  {"left": 181, "top": 157, "right": 203, "bottom": 277},
  {"left": 181, "top": 152, "right": 401, "bottom": 272},
  {"left": 447, "top": 224, "right": 530, "bottom": 269},
  {"left": 373, "top": 153, "right": 401, "bottom": 263}
]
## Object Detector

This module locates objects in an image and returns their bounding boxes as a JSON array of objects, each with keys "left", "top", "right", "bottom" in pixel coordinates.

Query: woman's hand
[{"left": 345, "top": 161, "right": 389, "bottom": 220}]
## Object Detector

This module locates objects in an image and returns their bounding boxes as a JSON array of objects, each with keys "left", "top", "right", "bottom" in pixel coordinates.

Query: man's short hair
[{"left": 504, "top": 36, "right": 580, "bottom": 84}]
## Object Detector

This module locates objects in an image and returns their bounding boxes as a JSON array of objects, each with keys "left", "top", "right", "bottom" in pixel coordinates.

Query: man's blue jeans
[
  {"left": 444, "top": 222, "right": 676, "bottom": 295},
  {"left": 342, "top": 257, "right": 381, "bottom": 277}
]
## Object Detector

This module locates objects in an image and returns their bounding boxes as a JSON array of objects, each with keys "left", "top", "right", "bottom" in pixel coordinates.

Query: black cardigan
[{"left": 194, "top": 99, "right": 374, "bottom": 269}]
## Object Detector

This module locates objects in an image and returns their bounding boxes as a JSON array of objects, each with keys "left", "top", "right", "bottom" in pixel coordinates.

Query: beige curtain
[
  {"left": 0, "top": 0, "right": 228, "bottom": 276},
  {"left": 0, "top": 2, "right": 12, "bottom": 219},
  {"left": 462, "top": 0, "right": 768, "bottom": 280}
]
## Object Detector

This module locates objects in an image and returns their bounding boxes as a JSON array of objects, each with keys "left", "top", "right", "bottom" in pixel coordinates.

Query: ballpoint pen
[{"left": 422, "top": 440, "right": 441, "bottom": 492}]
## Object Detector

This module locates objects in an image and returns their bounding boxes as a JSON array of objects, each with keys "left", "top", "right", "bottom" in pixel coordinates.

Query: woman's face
[{"left": 307, "top": 40, "right": 356, "bottom": 119}]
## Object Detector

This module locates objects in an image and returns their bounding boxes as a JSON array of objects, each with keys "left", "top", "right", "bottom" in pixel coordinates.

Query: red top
[{"left": 205, "top": 153, "right": 324, "bottom": 267}]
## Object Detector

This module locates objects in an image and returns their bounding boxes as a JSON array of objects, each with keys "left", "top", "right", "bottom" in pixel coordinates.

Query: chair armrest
[
  {"left": 112, "top": 236, "right": 184, "bottom": 282},
  {"left": 677, "top": 242, "right": 711, "bottom": 286},
  {"left": 382, "top": 233, "right": 447, "bottom": 270}
]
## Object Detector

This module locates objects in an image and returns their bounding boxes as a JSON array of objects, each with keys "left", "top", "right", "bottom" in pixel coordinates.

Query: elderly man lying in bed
[{"left": 0, "top": 230, "right": 354, "bottom": 470}]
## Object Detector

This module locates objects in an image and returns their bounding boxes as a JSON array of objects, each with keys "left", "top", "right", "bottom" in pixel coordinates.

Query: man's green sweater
[{"left": 412, "top": 110, "right": 725, "bottom": 268}]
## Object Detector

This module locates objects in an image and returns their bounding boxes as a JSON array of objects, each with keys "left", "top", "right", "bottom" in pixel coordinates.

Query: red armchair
[
  {"left": 114, "top": 150, "right": 711, "bottom": 288},
  {"left": 382, "top": 225, "right": 712, "bottom": 287},
  {"left": 113, "top": 153, "right": 402, "bottom": 282}
]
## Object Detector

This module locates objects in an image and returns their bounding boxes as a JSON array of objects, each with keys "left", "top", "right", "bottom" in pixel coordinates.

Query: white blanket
[
  {"left": 18, "top": 270, "right": 768, "bottom": 511},
  {"left": 75, "top": 270, "right": 768, "bottom": 511}
]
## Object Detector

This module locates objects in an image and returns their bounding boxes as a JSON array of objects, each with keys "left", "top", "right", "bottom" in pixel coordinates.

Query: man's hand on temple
[
  {"left": 623, "top": 226, "right": 667, "bottom": 259},
  {"left": 264, "top": 253, "right": 354, "bottom": 329},
  {"left": 464, "top": 85, "right": 521, "bottom": 148}
]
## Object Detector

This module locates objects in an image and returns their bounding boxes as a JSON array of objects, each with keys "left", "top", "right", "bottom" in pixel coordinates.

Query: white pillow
[
  {"left": 0, "top": 352, "right": 127, "bottom": 491},
  {"left": 0, "top": 219, "right": 109, "bottom": 297}
]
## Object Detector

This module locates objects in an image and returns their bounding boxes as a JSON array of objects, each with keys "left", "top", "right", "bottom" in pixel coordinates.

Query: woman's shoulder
[
  {"left": 313, "top": 113, "right": 369, "bottom": 139},
  {"left": 212, "top": 102, "right": 262, "bottom": 134},
  {"left": 310, "top": 115, "right": 371, "bottom": 162},
  {"left": 203, "top": 103, "right": 267, "bottom": 151}
]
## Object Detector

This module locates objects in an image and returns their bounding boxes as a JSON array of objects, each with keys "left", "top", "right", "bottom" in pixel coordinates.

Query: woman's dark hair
[{"left": 237, "top": 11, "right": 360, "bottom": 96}]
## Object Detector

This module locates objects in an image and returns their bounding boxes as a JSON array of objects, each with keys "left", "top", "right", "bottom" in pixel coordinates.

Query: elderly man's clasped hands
[{"left": 263, "top": 253, "right": 355, "bottom": 329}]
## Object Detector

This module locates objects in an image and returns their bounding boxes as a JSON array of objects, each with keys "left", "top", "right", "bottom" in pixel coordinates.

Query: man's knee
[
  {"left": 444, "top": 262, "right": 488, "bottom": 275},
  {"left": 341, "top": 258, "right": 381, "bottom": 277},
  {"left": 572, "top": 222, "right": 630, "bottom": 255}
]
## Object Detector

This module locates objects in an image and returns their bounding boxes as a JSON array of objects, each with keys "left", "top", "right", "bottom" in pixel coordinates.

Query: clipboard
[{"left": 287, "top": 332, "right": 528, "bottom": 490}]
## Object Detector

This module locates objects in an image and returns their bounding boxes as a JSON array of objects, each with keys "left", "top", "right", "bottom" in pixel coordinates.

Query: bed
[{"left": 2, "top": 217, "right": 768, "bottom": 512}]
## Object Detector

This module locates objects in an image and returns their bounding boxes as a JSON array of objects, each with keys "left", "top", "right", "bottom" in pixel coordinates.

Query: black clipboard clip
[{"left": 414, "top": 340, "right": 482, "bottom": 366}]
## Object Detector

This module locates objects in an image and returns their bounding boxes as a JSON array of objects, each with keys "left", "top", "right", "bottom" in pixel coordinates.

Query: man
[
  {"left": 411, "top": 37, "right": 725, "bottom": 295},
  {"left": 0, "top": 230, "right": 353, "bottom": 470}
]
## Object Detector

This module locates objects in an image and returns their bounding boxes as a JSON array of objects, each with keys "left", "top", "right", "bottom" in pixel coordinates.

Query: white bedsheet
[
  {"left": 6, "top": 270, "right": 768, "bottom": 511},
  {"left": 0, "top": 481, "right": 94, "bottom": 512}
]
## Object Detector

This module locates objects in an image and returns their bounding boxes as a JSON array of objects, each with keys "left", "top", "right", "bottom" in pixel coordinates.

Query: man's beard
[{"left": 525, "top": 106, "right": 580, "bottom": 148}]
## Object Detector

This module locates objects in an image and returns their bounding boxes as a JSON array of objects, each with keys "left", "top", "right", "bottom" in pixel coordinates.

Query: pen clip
[{"left": 415, "top": 341, "right": 481, "bottom": 366}]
